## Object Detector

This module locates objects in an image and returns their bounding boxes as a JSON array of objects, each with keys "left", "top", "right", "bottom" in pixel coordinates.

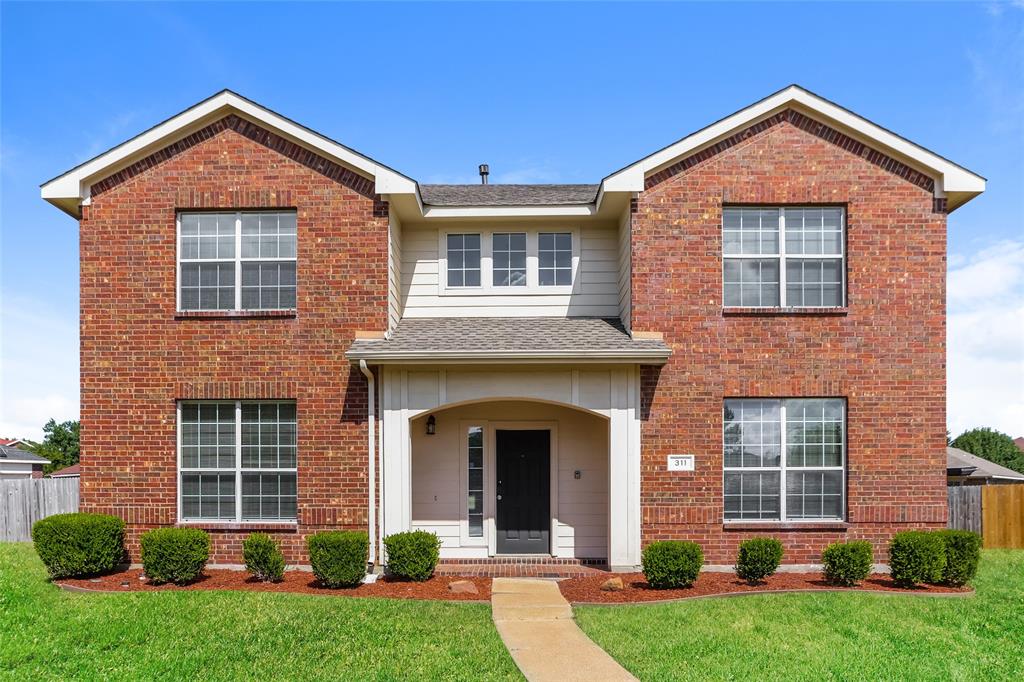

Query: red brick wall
[
  {"left": 79, "top": 117, "right": 387, "bottom": 564},
  {"left": 632, "top": 112, "right": 947, "bottom": 564}
]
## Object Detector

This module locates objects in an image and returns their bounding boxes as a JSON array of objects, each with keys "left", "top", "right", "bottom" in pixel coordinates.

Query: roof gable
[
  {"left": 41, "top": 90, "right": 416, "bottom": 217},
  {"left": 603, "top": 85, "right": 985, "bottom": 211}
]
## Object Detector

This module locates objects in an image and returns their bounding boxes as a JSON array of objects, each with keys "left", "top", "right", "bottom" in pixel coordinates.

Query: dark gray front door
[{"left": 495, "top": 429, "right": 550, "bottom": 554}]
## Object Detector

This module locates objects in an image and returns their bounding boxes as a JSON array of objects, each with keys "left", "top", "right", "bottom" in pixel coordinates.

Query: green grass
[
  {"left": 0, "top": 543, "right": 519, "bottom": 681},
  {"left": 576, "top": 550, "right": 1024, "bottom": 681}
]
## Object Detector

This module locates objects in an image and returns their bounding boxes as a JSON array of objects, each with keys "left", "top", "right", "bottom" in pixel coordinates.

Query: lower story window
[
  {"left": 467, "top": 426, "right": 484, "bottom": 537},
  {"left": 179, "top": 400, "right": 297, "bottom": 522},
  {"left": 723, "top": 398, "right": 845, "bottom": 521}
]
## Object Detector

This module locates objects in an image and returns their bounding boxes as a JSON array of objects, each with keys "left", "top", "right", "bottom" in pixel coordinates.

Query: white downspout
[{"left": 359, "top": 360, "right": 376, "bottom": 567}]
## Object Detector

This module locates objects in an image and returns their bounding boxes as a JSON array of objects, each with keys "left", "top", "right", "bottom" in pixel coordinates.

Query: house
[
  {"left": 40, "top": 85, "right": 985, "bottom": 570},
  {"left": 48, "top": 463, "right": 81, "bottom": 479},
  {"left": 1015, "top": 437, "right": 1024, "bottom": 453},
  {"left": 947, "top": 447, "right": 1024, "bottom": 486},
  {"left": 0, "top": 438, "right": 28, "bottom": 448},
  {"left": 0, "top": 445, "right": 48, "bottom": 480}
]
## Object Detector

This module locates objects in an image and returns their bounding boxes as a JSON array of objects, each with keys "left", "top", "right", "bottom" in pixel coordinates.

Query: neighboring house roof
[
  {"left": 946, "top": 447, "right": 1024, "bottom": 482},
  {"left": 42, "top": 85, "right": 985, "bottom": 220},
  {"left": 0, "top": 444, "right": 49, "bottom": 465},
  {"left": 1014, "top": 436, "right": 1024, "bottom": 452},
  {"left": 347, "top": 317, "right": 671, "bottom": 364},
  {"left": 420, "top": 184, "right": 599, "bottom": 207},
  {"left": 0, "top": 438, "right": 26, "bottom": 447},
  {"left": 49, "top": 463, "right": 81, "bottom": 478}
]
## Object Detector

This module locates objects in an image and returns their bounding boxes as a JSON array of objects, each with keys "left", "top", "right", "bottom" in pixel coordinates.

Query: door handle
[{"left": 496, "top": 494, "right": 502, "bottom": 500}]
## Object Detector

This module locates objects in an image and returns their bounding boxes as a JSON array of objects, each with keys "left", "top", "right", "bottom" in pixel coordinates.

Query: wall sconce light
[{"left": 426, "top": 415, "right": 436, "bottom": 435}]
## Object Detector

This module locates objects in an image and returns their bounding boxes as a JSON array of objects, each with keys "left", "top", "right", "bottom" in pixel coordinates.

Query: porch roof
[{"left": 347, "top": 317, "right": 671, "bottom": 364}]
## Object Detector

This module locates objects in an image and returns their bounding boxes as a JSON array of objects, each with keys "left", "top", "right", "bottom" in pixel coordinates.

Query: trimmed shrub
[
  {"left": 307, "top": 531, "right": 368, "bottom": 588},
  {"left": 936, "top": 529, "right": 981, "bottom": 586},
  {"left": 735, "top": 537, "right": 784, "bottom": 584},
  {"left": 140, "top": 527, "right": 210, "bottom": 585},
  {"left": 821, "top": 540, "right": 874, "bottom": 586},
  {"left": 888, "top": 531, "right": 945, "bottom": 587},
  {"left": 641, "top": 540, "right": 704, "bottom": 589},
  {"left": 384, "top": 530, "right": 442, "bottom": 581},
  {"left": 31, "top": 513, "right": 125, "bottom": 579},
  {"left": 242, "top": 533, "right": 286, "bottom": 583}
]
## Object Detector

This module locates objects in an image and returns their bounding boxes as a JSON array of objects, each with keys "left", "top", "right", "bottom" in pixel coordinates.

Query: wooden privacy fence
[
  {"left": 0, "top": 477, "right": 80, "bottom": 542},
  {"left": 948, "top": 484, "right": 1024, "bottom": 549}
]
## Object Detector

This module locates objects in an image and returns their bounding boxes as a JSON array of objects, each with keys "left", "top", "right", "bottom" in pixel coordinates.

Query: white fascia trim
[
  {"left": 602, "top": 85, "right": 985, "bottom": 204},
  {"left": 421, "top": 204, "right": 597, "bottom": 219},
  {"left": 41, "top": 90, "right": 417, "bottom": 217},
  {"left": 347, "top": 349, "right": 670, "bottom": 364},
  {"left": 0, "top": 458, "right": 47, "bottom": 465}
]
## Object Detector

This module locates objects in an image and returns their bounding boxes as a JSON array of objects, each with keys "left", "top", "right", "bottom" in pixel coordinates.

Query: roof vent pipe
[{"left": 479, "top": 164, "right": 489, "bottom": 184}]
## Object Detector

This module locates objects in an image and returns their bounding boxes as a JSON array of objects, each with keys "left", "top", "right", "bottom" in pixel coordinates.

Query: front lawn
[
  {"left": 576, "top": 549, "right": 1024, "bottom": 680},
  {"left": 0, "top": 543, "right": 519, "bottom": 681}
]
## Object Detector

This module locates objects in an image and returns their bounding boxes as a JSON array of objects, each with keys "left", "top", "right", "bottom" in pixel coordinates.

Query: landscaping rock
[
  {"left": 600, "top": 577, "right": 624, "bottom": 592},
  {"left": 448, "top": 579, "right": 479, "bottom": 595}
]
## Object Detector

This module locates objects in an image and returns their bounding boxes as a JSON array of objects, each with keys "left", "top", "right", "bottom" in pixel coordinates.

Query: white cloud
[
  {"left": 0, "top": 295, "right": 79, "bottom": 441},
  {"left": 947, "top": 240, "right": 1024, "bottom": 438}
]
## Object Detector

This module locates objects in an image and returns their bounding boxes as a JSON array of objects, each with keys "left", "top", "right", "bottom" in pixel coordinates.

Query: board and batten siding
[
  {"left": 410, "top": 400, "right": 609, "bottom": 559},
  {"left": 399, "top": 224, "right": 623, "bottom": 317}
]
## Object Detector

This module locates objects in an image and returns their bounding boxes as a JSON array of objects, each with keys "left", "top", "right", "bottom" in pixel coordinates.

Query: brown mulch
[
  {"left": 559, "top": 572, "right": 972, "bottom": 604},
  {"left": 58, "top": 568, "right": 491, "bottom": 601}
]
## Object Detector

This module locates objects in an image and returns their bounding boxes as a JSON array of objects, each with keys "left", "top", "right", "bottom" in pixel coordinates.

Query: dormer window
[
  {"left": 446, "top": 234, "right": 482, "bottom": 287},
  {"left": 492, "top": 233, "right": 527, "bottom": 287}
]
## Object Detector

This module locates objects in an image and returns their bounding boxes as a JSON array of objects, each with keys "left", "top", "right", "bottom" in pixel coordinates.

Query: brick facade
[
  {"left": 80, "top": 118, "right": 387, "bottom": 563},
  {"left": 79, "top": 105, "right": 948, "bottom": 568},
  {"left": 632, "top": 113, "right": 947, "bottom": 563}
]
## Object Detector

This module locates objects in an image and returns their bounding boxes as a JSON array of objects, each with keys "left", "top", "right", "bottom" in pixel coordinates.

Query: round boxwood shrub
[
  {"left": 888, "top": 530, "right": 945, "bottom": 587},
  {"left": 31, "top": 512, "right": 125, "bottom": 579},
  {"left": 935, "top": 529, "right": 981, "bottom": 586},
  {"left": 384, "top": 530, "right": 441, "bottom": 581},
  {"left": 140, "top": 527, "right": 210, "bottom": 585},
  {"left": 821, "top": 540, "right": 874, "bottom": 587},
  {"left": 641, "top": 540, "right": 704, "bottom": 589},
  {"left": 307, "top": 531, "right": 368, "bottom": 588},
  {"left": 242, "top": 533, "right": 286, "bottom": 583},
  {"left": 736, "top": 537, "right": 784, "bottom": 584}
]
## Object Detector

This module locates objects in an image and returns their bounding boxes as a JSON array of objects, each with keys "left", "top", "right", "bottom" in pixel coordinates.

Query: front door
[{"left": 495, "top": 429, "right": 550, "bottom": 554}]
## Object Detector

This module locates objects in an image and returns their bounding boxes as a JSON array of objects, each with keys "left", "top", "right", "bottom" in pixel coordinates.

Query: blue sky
[{"left": 1, "top": 1, "right": 1022, "bottom": 440}]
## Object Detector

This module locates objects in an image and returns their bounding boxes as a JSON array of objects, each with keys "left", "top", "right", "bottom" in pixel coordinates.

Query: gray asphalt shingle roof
[
  {"left": 419, "top": 184, "right": 599, "bottom": 207},
  {"left": 946, "top": 446, "right": 1024, "bottom": 481},
  {"left": 0, "top": 445, "right": 49, "bottom": 463},
  {"left": 347, "top": 317, "right": 670, "bottom": 362}
]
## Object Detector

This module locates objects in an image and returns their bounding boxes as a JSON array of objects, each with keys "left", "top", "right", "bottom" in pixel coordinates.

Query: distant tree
[
  {"left": 25, "top": 419, "right": 80, "bottom": 475},
  {"left": 951, "top": 427, "right": 1024, "bottom": 475}
]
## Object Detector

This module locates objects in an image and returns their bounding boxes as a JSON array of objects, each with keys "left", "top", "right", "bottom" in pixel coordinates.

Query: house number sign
[{"left": 667, "top": 454, "right": 695, "bottom": 472}]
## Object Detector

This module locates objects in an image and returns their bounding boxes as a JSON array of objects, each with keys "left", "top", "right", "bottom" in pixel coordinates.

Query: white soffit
[
  {"left": 602, "top": 85, "right": 986, "bottom": 210},
  {"left": 40, "top": 90, "right": 417, "bottom": 218}
]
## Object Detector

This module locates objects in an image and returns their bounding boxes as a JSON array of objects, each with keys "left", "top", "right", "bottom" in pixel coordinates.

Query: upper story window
[
  {"left": 178, "top": 211, "right": 297, "bottom": 312},
  {"left": 446, "top": 234, "right": 482, "bottom": 287},
  {"left": 723, "top": 398, "right": 846, "bottom": 522},
  {"left": 492, "top": 233, "right": 527, "bottom": 287},
  {"left": 722, "top": 207, "right": 845, "bottom": 308},
  {"left": 442, "top": 229, "right": 577, "bottom": 293}
]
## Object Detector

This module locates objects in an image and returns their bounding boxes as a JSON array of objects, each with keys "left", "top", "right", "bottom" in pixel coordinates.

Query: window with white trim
[
  {"left": 179, "top": 401, "right": 297, "bottom": 522},
  {"left": 446, "top": 233, "right": 482, "bottom": 287},
  {"left": 538, "top": 232, "right": 572, "bottom": 286},
  {"left": 723, "top": 398, "right": 845, "bottom": 521},
  {"left": 178, "top": 211, "right": 297, "bottom": 311},
  {"left": 467, "top": 426, "right": 484, "bottom": 537},
  {"left": 492, "top": 233, "right": 527, "bottom": 287},
  {"left": 723, "top": 207, "right": 844, "bottom": 308}
]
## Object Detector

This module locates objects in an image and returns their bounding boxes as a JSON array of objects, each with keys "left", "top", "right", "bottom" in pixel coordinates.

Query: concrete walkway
[{"left": 491, "top": 578, "right": 637, "bottom": 682}]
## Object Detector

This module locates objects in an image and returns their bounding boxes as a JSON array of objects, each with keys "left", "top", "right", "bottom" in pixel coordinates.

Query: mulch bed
[
  {"left": 559, "top": 572, "right": 972, "bottom": 604},
  {"left": 58, "top": 568, "right": 491, "bottom": 601}
]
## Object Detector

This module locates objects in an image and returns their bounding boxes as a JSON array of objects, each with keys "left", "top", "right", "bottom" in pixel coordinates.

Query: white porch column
[
  {"left": 608, "top": 366, "right": 642, "bottom": 570},
  {"left": 381, "top": 368, "right": 412, "bottom": 543}
]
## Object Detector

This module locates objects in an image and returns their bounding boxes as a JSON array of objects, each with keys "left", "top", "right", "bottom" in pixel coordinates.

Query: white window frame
[
  {"left": 722, "top": 398, "right": 846, "bottom": 523},
  {"left": 176, "top": 211, "right": 298, "bottom": 313},
  {"left": 458, "top": 420, "right": 490, "bottom": 547},
  {"left": 722, "top": 207, "right": 846, "bottom": 309},
  {"left": 438, "top": 227, "right": 580, "bottom": 296},
  {"left": 176, "top": 400, "right": 298, "bottom": 524}
]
